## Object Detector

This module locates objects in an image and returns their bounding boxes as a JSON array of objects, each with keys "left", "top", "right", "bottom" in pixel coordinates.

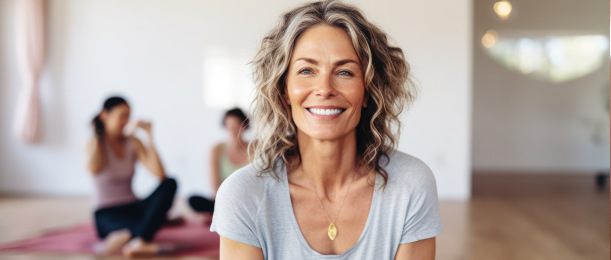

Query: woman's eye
[
  {"left": 298, "top": 68, "right": 313, "bottom": 75},
  {"left": 337, "top": 70, "right": 354, "bottom": 77}
]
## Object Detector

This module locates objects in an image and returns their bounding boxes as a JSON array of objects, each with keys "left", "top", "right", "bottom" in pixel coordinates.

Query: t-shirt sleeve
[
  {"left": 209, "top": 169, "right": 262, "bottom": 248},
  {"left": 400, "top": 162, "right": 443, "bottom": 244}
]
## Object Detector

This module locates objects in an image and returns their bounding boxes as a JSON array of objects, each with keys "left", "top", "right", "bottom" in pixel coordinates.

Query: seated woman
[
  {"left": 87, "top": 96, "right": 177, "bottom": 257},
  {"left": 210, "top": 1, "right": 442, "bottom": 259},
  {"left": 188, "top": 108, "right": 251, "bottom": 218}
]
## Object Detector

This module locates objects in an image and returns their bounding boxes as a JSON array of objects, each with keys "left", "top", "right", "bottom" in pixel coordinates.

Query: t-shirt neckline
[{"left": 281, "top": 163, "right": 380, "bottom": 257}]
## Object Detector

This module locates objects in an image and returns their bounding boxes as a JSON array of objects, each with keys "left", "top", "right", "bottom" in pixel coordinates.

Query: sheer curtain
[{"left": 14, "top": 0, "right": 46, "bottom": 144}]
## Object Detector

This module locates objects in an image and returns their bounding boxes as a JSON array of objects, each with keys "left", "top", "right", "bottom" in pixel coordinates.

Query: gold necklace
[{"left": 307, "top": 173, "right": 355, "bottom": 241}]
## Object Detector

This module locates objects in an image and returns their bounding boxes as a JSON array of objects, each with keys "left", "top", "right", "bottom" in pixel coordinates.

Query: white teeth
[{"left": 308, "top": 108, "right": 343, "bottom": 116}]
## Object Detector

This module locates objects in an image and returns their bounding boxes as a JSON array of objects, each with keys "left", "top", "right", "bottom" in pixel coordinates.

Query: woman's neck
[
  {"left": 295, "top": 130, "right": 359, "bottom": 198},
  {"left": 227, "top": 135, "right": 247, "bottom": 149},
  {"left": 105, "top": 133, "right": 126, "bottom": 143}
]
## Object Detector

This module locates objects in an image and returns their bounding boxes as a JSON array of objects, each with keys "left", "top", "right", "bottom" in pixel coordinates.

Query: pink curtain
[{"left": 14, "top": 0, "right": 46, "bottom": 144}]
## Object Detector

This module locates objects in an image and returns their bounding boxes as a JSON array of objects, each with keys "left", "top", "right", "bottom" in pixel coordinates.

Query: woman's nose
[{"left": 313, "top": 72, "right": 336, "bottom": 97}]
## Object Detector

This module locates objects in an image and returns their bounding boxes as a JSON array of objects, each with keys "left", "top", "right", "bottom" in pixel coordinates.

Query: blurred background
[{"left": 0, "top": 0, "right": 608, "bottom": 259}]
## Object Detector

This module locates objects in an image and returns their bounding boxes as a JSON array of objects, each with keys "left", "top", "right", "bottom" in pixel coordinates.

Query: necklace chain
[{"left": 307, "top": 171, "right": 355, "bottom": 229}]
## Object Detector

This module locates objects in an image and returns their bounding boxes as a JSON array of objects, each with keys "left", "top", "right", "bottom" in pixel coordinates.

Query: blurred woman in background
[
  {"left": 86, "top": 96, "right": 177, "bottom": 257},
  {"left": 188, "top": 108, "right": 251, "bottom": 219}
]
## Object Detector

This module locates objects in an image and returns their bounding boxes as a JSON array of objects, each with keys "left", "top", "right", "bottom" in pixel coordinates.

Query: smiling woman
[
  {"left": 287, "top": 25, "right": 367, "bottom": 142},
  {"left": 209, "top": 1, "right": 442, "bottom": 259}
]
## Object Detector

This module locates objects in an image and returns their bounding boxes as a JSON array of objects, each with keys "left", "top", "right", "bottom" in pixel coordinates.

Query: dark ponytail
[
  {"left": 93, "top": 114, "right": 104, "bottom": 137},
  {"left": 92, "top": 96, "right": 129, "bottom": 140}
]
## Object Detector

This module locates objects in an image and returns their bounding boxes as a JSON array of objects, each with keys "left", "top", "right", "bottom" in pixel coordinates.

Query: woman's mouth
[{"left": 305, "top": 107, "right": 346, "bottom": 119}]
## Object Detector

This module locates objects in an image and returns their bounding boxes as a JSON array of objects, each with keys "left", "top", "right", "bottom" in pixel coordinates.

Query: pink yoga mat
[{"left": 0, "top": 221, "right": 219, "bottom": 257}]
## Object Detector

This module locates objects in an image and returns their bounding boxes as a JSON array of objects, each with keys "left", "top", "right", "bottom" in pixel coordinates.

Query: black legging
[
  {"left": 94, "top": 178, "right": 177, "bottom": 242},
  {"left": 188, "top": 195, "right": 215, "bottom": 214}
]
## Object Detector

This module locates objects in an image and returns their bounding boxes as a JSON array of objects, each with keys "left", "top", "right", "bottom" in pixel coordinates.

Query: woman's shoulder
[
  {"left": 209, "top": 143, "right": 222, "bottom": 160},
  {"left": 384, "top": 150, "right": 437, "bottom": 190},
  {"left": 383, "top": 151, "right": 443, "bottom": 244},
  {"left": 211, "top": 163, "right": 278, "bottom": 242},
  {"left": 211, "top": 142, "right": 224, "bottom": 152},
  {"left": 127, "top": 135, "right": 139, "bottom": 143},
  {"left": 215, "top": 163, "right": 275, "bottom": 204}
]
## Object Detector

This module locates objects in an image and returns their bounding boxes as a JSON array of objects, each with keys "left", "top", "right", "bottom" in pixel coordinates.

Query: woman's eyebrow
[
  {"left": 293, "top": 57, "right": 360, "bottom": 66},
  {"left": 335, "top": 59, "right": 359, "bottom": 66}
]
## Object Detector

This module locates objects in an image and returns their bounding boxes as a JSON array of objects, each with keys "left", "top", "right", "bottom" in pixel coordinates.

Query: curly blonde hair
[{"left": 250, "top": 0, "right": 414, "bottom": 186}]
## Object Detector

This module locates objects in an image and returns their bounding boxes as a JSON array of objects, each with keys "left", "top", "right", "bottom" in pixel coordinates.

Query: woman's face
[
  {"left": 102, "top": 104, "right": 130, "bottom": 136},
  {"left": 285, "top": 24, "right": 366, "bottom": 141},
  {"left": 225, "top": 115, "right": 244, "bottom": 138}
]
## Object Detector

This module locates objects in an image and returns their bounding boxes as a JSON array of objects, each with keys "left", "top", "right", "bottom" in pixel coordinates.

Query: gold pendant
[{"left": 327, "top": 223, "right": 337, "bottom": 240}]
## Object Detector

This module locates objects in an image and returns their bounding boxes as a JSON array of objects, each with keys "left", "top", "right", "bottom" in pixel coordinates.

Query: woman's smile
[{"left": 305, "top": 106, "right": 347, "bottom": 120}]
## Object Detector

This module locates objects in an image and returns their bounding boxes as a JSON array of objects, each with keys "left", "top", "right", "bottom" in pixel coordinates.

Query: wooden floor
[
  {"left": 460, "top": 173, "right": 610, "bottom": 260},
  {"left": 0, "top": 173, "right": 608, "bottom": 260}
]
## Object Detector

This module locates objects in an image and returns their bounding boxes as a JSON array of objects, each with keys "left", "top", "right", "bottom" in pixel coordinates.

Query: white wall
[
  {"left": 0, "top": 0, "right": 472, "bottom": 200},
  {"left": 473, "top": 0, "right": 610, "bottom": 173}
]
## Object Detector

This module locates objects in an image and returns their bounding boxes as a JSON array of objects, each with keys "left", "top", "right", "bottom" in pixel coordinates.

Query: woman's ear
[
  {"left": 284, "top": 94, "right": 290, "bottom": 106},
  {"left": 99, "top": 111, "right": 107, "bottom": 121},
  {"left": 363, "top": 93, "right": 369, "bottom": 108}
]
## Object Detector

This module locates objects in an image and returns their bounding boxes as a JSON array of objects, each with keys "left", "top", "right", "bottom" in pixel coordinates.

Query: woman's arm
[
  {"left": 132, "top": 121, "right": 166, "bottom": 180},
  {"left": 210, "top": 144, "right": 222, "bottom": 194},
  {"left": 220, "top": 237, "right": 264, "bottom": 260},
  {"left": 394, "top": 238, "right": 436, "bottom": 260},
  {"left": 87, "top": 137, "right": 105, "bottom": 174}
]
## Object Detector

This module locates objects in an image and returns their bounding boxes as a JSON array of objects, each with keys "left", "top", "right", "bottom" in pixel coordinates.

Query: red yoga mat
[{"left": 0, "top": 221, "right": 219, "bottom": 257}]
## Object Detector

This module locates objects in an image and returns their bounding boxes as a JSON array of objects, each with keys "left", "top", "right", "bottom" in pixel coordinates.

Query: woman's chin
[{"left": 301, "top": 130, "right": 353, "bottom": 142}]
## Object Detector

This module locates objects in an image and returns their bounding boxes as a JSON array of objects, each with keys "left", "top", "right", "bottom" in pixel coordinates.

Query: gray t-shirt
[{"left": 210, "top": 151, "right": 442, "bottom": 259}]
